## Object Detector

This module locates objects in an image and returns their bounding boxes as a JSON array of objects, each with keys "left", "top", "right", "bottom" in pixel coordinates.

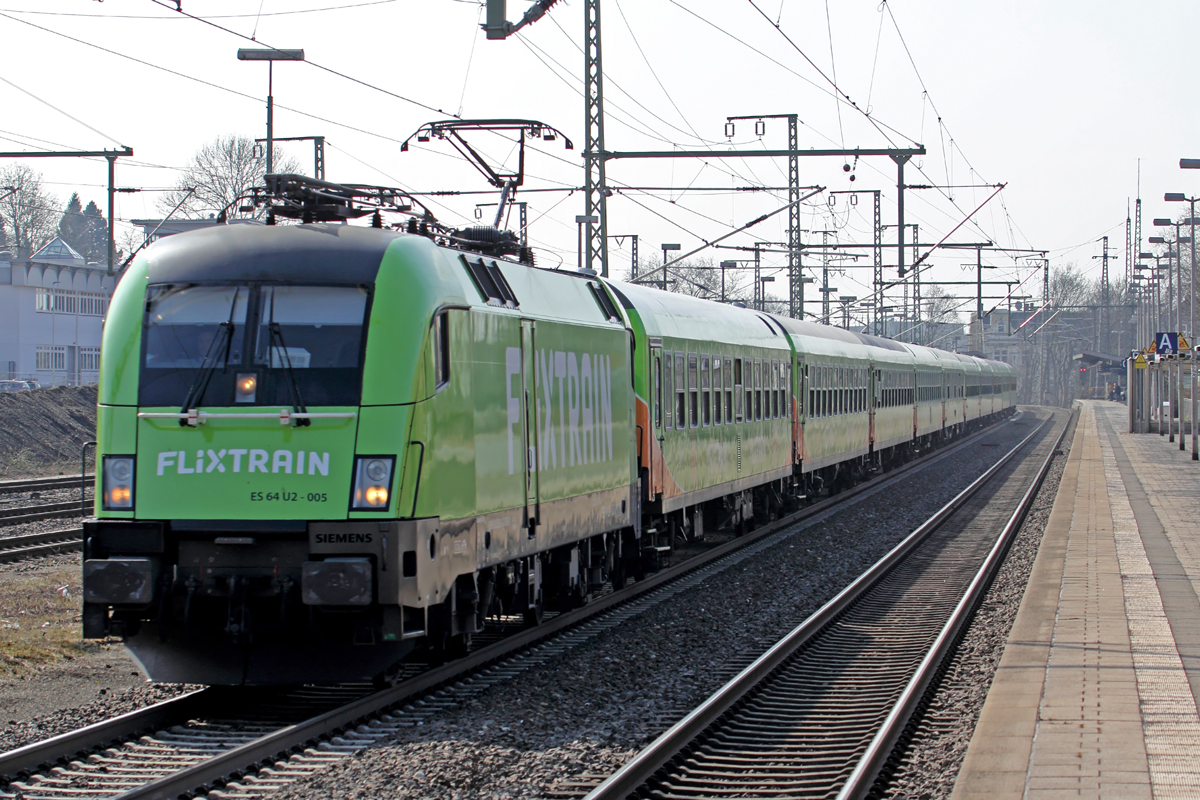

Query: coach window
[
  {"left": 653, "top": 353, "right": 663, "bottom": 430},
  {"left": 772, "top": 361, "right": 780, "bottom": 418},
  {"left": 720, "top": 357, "right": 729, "bottom": 424},
  {"left": 688, "top": 353, "right": 699, "bottom": 428},
  {"left": 713, "top": 357, "right": 723, "bottom": 425},
  {"left": 663, "top": 351, "right": 673, "bottom": 430},
  {"left": 675, "top": 353, "right": 686, "bottom": 429},
  {"left": 739, "top": 357, "right": 748, "bottom": 422},
  {"left": 734, "top": 358, "right": 744, "bottom": 422},
  {"left": 752, "top": 359, "right": 761, "bottom": 421},
  {"left": 701, "top": 355, "right": 712, "bottom": 426},
  {"left": 784, "top": 361, "right": 791, "bottom": 418},
  {"left": 433, "top": 310, "right": 450, "bottom": 389},
  {"left": 777, "top": 359, "right": 787, "bottom": 419}
]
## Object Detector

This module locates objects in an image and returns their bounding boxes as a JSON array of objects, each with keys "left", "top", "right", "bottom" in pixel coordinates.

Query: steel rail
[
  {"left": 0, "top": 528, "right": 83, "bottom": 563},
  {"left": 0, "top": 475, "right": 92, "bottom": 494},
  {"left": 0, "top": 690, "right": 212, "bottom": 778},
  {"left": 0, "top": 501, "right": 84, "bottom": 524},
  {"left": 838, "top": 410, "right": 1072, "bottom": 799},
  {"left": 0, "top": 413, "right": 1019, "bottom": 799},
  {"left": 583, "top": 412, "right": 1056, "bottom": 800}
]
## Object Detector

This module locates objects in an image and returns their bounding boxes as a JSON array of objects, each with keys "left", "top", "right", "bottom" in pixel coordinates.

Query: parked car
[{"left": 0, "top": 380, "right": 30, "bottom": 392}]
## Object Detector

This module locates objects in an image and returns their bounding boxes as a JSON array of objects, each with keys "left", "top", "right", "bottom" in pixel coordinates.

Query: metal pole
[
  {"left": 1169, "top": 249, "right": 1175, "bottom": 442},
  {"left": 106, "top": 155, "right": 116, "bottom": 276},
  {"left": 1178, "top": 224, "right": 1186, "bottom": 449},
  {"left": 913, "top": 224, "right": 921, "bottom": 344},
  {"left": 583, "top": 0, "right": 610, "bottom": 278},
  {"left": 755, "top": 243, "right": 763, "bottom": 311},
  {"left": 893, "top": 155, "right": 910, "bottom": 284},
  {"left": 788, "top": 114, "right": 801, "bottom": 319},
  {"left": 874, "top": 191, "right": 882, "bottom": 335},
  {"left": 1191, "top": 198, "right": 1197, "bottom": 459},
  {"left": 267, "top": 61, "right": 274, "bottom": 175}
]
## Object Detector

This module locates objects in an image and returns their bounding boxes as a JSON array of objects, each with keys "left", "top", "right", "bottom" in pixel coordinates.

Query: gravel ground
[
  {"left": 0, "top": 486, "right": 93, "bottom": 510},
  {"left": 0, "top": 386, "right": 96, "bottom": 481},
  {"left": 880, "top": 406, "right": 1077, "bottom": 800},
  {"left": 0, "top": 515, "right": 86, "bottom": 542},
  {"left": 272, "top": 410, "right": 1055, "bottom": 800},
  {"left": 0, "top": 552, "right": 196, "bottom": 754}
]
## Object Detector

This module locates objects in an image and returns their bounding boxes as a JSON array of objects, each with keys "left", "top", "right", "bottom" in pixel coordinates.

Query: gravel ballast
[{"left": 271, "top": 411, "right": 1055, "bottom": 800}]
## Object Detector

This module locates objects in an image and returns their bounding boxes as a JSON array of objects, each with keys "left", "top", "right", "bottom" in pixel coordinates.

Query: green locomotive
[{"left": 83, "top": 178, "right": 1016, "bottom": 684}]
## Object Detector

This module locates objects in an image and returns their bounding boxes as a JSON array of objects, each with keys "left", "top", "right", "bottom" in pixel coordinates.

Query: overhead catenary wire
[
  {"left": 0, "top": 12, "right": 414, "bottom": 147},
  {"left": 0, "top": 75, "right": 126, "bottom": 148},
  {"left": 146, "top": 0, "right": 458, "bottom": 118}
]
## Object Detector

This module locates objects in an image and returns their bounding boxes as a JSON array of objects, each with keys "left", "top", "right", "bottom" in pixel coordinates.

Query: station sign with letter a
[{"left": 1156, "top": 332, "right": 1179, "bottom": 355}]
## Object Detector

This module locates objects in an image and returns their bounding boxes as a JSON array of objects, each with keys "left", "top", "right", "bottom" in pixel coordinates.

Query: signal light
[{"left": 235, "top": 373, "right": 258, "bottom": 404}]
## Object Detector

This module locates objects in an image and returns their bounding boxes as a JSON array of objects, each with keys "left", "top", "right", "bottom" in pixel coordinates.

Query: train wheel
[
  {"left": 523, "top": 602, "right": 544, "bottom": 627},
  {"left": 611, "top": 559, "right": 627, "bottom": 590}
]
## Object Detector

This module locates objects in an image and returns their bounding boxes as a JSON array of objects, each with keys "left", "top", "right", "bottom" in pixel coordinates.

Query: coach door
[
  {"left": 650, "top": 341, "right": 664, "bottom": 497},
  {"left": 520, "top": 320, "right": 540, "bottom": 536}
]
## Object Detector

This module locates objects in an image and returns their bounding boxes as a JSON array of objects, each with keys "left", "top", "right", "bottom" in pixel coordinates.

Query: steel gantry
[{"left": 582, "top": 0, "right": 610, "bottom": 276}]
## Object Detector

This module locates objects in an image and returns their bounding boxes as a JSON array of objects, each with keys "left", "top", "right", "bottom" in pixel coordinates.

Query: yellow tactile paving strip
[{"left": 953, "top": 402, "right": 1200, "bottom": 799}]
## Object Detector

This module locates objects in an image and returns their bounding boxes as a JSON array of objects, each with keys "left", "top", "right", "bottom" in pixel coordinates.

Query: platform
[{"left": 953, "top": 400, "right": 1200, "bottom": 799}]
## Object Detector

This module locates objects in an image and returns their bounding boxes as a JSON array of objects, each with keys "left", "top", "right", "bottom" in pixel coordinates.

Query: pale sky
[{"left": 1, "top": 0, "right": 1196, "bottom": 323}]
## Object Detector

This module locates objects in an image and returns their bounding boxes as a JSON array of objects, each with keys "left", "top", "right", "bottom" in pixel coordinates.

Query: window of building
[
  {"left": 36, "top": 345, "right": 66, "bottom": 371},
  {"left": 79, "top": 347, "right": 101, "bottom": 372}
]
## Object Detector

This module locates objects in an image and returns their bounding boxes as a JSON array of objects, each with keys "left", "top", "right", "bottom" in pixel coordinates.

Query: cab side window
[{"left": 433, "top": 310, "right": 450, "bottom": 389}]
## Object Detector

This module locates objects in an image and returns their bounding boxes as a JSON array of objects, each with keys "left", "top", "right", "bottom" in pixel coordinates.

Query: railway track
[
  {"left": 0, "top": 502, "right": 86, "bottom": 526},
  {"left": 0, "top": 528, "right": 84, "bottom": 563},
  {"left": 0, "top": 414, "right": 1032, "bottom": 800},
  {"left": 0, "top": 476, "right": 91, "bottom": 495},
  {"left": 582, "top": 410, "right": 1069, "bottom": 800}
]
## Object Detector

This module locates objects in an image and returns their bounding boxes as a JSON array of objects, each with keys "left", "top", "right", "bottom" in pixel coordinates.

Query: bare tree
[
  {"left": 0, "top": 164, "right": 58, "bottom": 258},
  {"left": 160, "top": 134, "right": 301, "bottom": 219},
  {"left": 626, "top": 255, "right": 753, "bottom": 304}
]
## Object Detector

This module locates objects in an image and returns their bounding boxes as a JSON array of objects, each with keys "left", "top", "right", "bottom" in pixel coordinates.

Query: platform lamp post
[
  {"left": 1142, "top": 250, "right": 1169, "bottom": 433},
  {"left": 759, "top": 275, "right": 776, "bottom": 312},
  {"left": 237, "top": 48, "right": 305, "bottom": 175},
  {"left": 1150, "top": 236, "right": 1178, "bottom": 440},
  {"left": 838, "top": 296, "right": 859, "bottom": 329},
  {"left": 720, "top": 261, "right": 736, "bottom": 303},
  {"left": 1167, "top": 181, "right": 1200, "bottom": 456}
]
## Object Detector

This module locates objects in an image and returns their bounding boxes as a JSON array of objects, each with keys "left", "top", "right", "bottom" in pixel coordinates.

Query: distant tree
[
  {"left": 57, "top": 194, "right": 108, "bottom": 262},
  {"left": 159, "top": 134, "right": 301, "bottom": 219},
  {"left": 58, "top": 192, "right": 86, "bottom": 248},
  {"left": 627, "top": 255, "right": 753, "bottom": 303},
  {"left": 78, "top": 201, "right": 109, "bottom": 263},
  {"left": 0, "top": 164, "right": 58, "bottom": 258}
]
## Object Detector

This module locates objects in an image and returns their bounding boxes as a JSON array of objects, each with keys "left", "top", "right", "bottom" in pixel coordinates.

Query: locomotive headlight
[
  {"left": 102, "top": 456, "right": 135, "bottom": 511},
  {"left": 235, "top": 372, "right": 258, "bottom": 403},
  {"left": 352, "top": 456, "right": 394, "bottom": 510}
]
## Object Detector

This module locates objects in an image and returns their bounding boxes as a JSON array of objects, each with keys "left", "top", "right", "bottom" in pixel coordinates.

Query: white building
[{"left": 0, "top": 239, "right": 117, "bottom": 386}]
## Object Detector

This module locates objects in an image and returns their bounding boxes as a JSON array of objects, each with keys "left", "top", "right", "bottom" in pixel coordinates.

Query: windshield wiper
[
  {"left": 178, "top": 321, "right": 233, "bottom": 423},
  {"left": 268, "top": 321, "right": 310, "bottom": 427},
  {"left": 177, "top": 288, "right": 240, "bottom": 424}
]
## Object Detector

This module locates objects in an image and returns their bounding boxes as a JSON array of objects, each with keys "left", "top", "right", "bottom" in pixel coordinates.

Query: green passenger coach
[{"left": 82, "top": 187, "right": 1016, "bottom": 685}]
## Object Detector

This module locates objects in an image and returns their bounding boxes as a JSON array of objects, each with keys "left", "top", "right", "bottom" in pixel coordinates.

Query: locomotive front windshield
[{"left": 139, "top": 282, "right": 371, "bottom": 408}]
